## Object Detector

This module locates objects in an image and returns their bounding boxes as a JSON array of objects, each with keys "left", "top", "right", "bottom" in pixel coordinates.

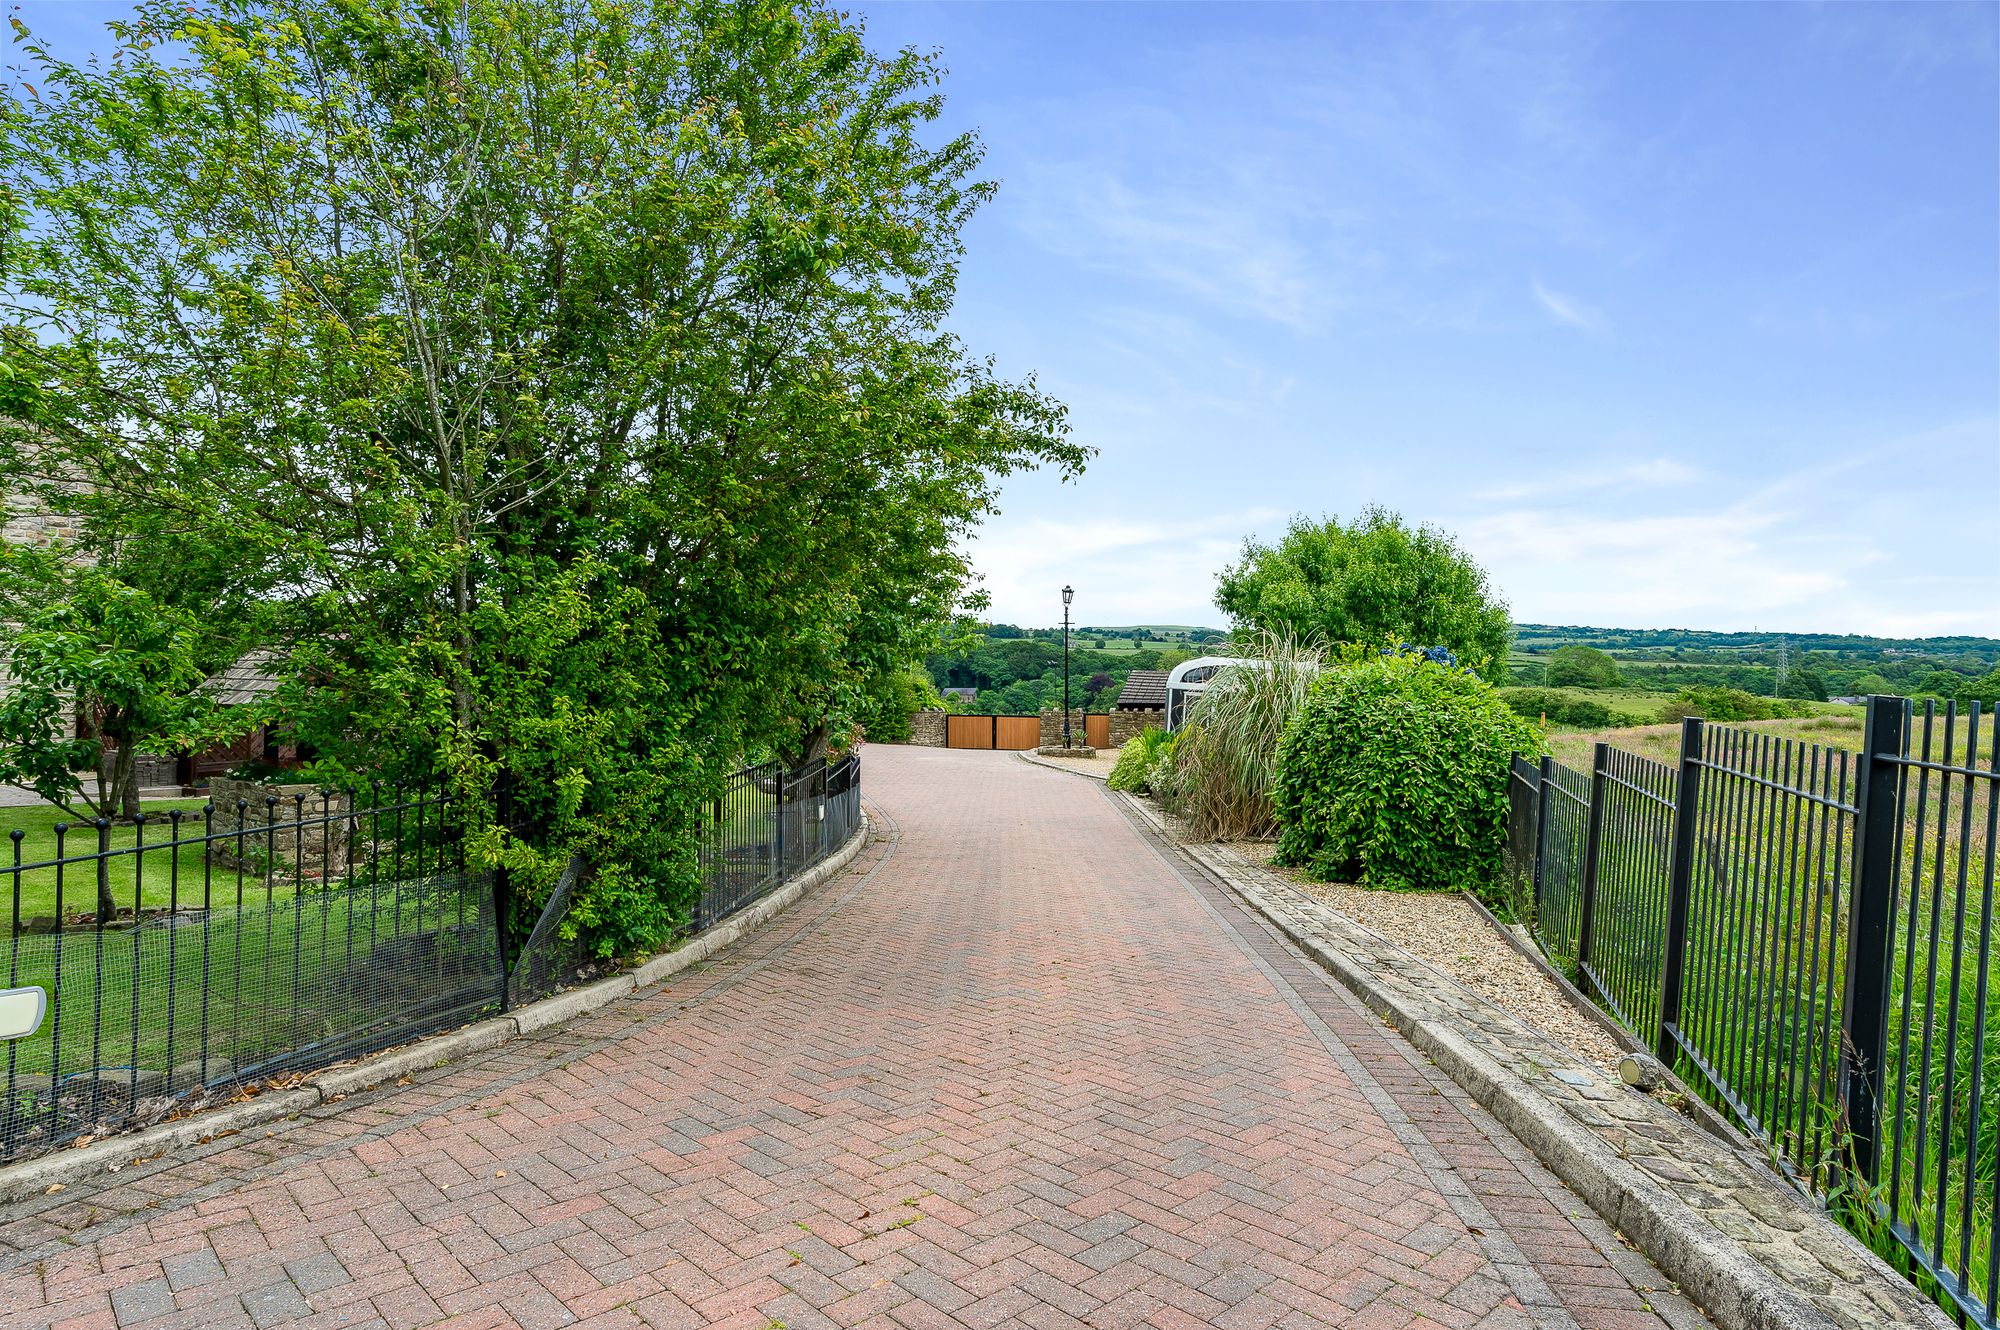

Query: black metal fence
[
  {"left": 1509, "top": 697, "right": 1999, "bottom": 1326},
  {"left": 1, "top": 754, "right": 863, "bottom": 1164}
]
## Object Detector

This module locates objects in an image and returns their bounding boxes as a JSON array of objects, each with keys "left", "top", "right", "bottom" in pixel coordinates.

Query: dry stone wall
[
  {"left": 206, "top": 779, "right": 352, "bottom": 880},
  {"left": 1109, "top": 709, "right": 1164, "bottom": 746}
]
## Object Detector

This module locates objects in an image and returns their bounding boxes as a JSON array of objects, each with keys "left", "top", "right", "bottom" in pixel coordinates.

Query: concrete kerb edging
[
  {"left": 1165, "top": 828, "right": 1947, "bottom": 1330},
  {"left": 0, "top": 812, "right": 873, "bottom": 1209},
  {"left": 1016, "top": 749, "right": 1110, "bottom": 782}
]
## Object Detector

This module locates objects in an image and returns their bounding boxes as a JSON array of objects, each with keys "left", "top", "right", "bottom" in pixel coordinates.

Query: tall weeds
[{"left": 1160, "top": 631, "right": 1323, "bottom": 841}]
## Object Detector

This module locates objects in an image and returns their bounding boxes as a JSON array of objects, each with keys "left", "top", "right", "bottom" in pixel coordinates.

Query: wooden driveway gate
[{"left": 946, "top": 714, "right": 1041, "bottom": 750}]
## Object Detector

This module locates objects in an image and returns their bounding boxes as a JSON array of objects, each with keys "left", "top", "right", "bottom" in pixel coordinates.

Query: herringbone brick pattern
[{"left": 0, "top": 746, "right": 1700, "bottom": 1329}]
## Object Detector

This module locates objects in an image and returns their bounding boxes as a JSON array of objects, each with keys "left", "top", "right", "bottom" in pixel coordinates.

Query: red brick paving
[{"left": 0, "top": 746, "right": 1704, "bottom": 1330}]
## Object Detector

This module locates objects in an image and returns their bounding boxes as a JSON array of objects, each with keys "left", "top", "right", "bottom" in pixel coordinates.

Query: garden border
[{"left": 0, "top": 812, "right": 871, "bottom": 1207}]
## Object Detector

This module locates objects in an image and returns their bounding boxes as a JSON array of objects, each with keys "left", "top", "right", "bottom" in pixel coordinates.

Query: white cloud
[
  {"left": 1531, "top": 278, "right": 1605, "bottom": 331},
  {"left": 1477, "top": 457, "right": 1701, "bottom": 503},
  {"left": 1011, "top": 164, "right": 1333, "bottom": 332},
  {"left": 1454, "top": 422, "right": 2000, "bottom": 635},
  {"left": 964, "top": 508, "right": 1285, "bottom": 627}
]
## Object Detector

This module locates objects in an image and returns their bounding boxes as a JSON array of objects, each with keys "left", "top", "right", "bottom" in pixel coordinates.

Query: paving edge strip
[
  {"left": 1016, "top": 749, "right": 1110, "bottom": 781},
  {"left": 0, "top": 813, "right": 871, "bottom": 1208},
  {"left": 1109, "top": 792, "right": 1949, "bottom": 1330}
]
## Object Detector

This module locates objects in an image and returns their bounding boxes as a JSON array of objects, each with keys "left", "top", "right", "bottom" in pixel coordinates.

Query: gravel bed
[{"left": 1225, "top": 841, "right": 1628, "bottom": 1075}]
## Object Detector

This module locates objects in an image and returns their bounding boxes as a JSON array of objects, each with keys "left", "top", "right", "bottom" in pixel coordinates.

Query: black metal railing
[
  {"left": 1510, "top": 697, "right": 1998, "bottom": 1326},
  {"left": 1, "top": 754, "right": 863, "bottom": 1164},
  {"left": 693, "top": 753, "right": 860, "bottom": 929}
]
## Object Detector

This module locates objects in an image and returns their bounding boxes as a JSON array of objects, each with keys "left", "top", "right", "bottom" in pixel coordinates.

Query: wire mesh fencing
[
  {"left": 0, "top": 787, "right": 487, "bottom": 1162},
  {"left": 1508, "top": 697, "right": 2000, "bottom": 1327},
  {"left": 1, "top": 753, "right": 865, "bottom": 1164}
]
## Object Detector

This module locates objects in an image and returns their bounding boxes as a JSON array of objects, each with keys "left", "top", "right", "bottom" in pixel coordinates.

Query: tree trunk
[{"left": 117, "top": 758, "right": 141, "bottom": 822}]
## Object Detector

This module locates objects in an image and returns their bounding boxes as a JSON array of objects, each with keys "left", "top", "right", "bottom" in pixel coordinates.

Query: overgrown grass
[{"left": 1534, "top": 705, "right": 1999, "bottom": 1322}]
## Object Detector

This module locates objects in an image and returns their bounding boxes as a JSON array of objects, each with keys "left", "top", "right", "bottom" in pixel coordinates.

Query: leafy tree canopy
[
  {"left": 1544, "top": 644, "right": 1620, "bottom": 690},
  {"left": 1214, "top": 508, "right": 1512, "bottom": 673},
  {"left": 0, "top": 0, "right": 1083, "bottom": 953}
]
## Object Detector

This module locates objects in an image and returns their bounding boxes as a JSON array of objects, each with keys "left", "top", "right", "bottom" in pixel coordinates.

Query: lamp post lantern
[{"left": 1061, "top": 585, "right": 1074, "bottom": 748}]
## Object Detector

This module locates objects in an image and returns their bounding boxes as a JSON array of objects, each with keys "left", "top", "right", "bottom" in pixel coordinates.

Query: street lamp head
[{"left": 1062, "top": 585, "right": 1073, "bottom": 606}]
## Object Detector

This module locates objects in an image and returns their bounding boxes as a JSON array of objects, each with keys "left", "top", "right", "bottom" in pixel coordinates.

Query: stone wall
[
  {"left": 1037, "top": 708, "right": 1165, "bottom": 748},
  {"left": 906, "top": 710, "right": 948, "bottom": 747},
  {"left": 1109, "top": 709, "right": 1165, "bottom": 747},
  {"left": 206, "top": 779, "right": 352, "bottom": 880},
  {"left": 900, "top": 708, "right": 1162, "bottom": 749},
  {"left": 1039, "top": 708, "right": 1084, "bottom": 748}
]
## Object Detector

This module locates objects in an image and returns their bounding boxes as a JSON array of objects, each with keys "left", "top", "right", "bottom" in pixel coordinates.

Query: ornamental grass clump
[
  {"left": 1158, "top": 632, "right": 1323, "bottom": 841},
  {"left": 1273, "top": 650, "right": 1543, "bottom": 901}
]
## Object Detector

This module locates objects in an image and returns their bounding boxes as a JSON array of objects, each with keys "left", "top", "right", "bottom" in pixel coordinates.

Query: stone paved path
[{"left": 0, "top": 746, "right": 1707, "bottom": 1330}]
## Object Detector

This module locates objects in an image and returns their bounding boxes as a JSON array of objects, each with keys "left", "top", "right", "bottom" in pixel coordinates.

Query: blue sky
[
  {"left": 19, "top": 3, "right": 2000, "bottom": 636},
  {"left": 847, "top": 1, "right": 1999, "bottom": 636}
]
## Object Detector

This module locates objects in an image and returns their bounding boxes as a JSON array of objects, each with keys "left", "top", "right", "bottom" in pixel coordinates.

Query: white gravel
[{"left": 1225, "top": 841, "right": 1629, "bottom": 1075}]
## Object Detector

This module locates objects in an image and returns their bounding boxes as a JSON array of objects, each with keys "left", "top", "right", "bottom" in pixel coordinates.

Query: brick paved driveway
[{"left": 0, "top": 746, "right": 1706, "bottom": 1330}]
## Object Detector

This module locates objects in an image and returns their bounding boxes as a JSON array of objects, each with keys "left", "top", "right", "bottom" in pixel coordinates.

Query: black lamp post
[{"left": 1062, "top": 585, "right": 1074, "bottom": 747}]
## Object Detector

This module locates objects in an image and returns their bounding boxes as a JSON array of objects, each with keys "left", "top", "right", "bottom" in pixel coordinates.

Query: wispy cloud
[
  {"left": 965, "top": 508, "right": 1284, "bottom": 627},
  {"left": 1476, "top": 458, "right": 1700, "bottom": 504},
  {"left": 1010, "top": 161, "right": 1338, "bottom": 333},
  {"left": 1531, "top": 278, "right": 1605, "bottom": 331}
]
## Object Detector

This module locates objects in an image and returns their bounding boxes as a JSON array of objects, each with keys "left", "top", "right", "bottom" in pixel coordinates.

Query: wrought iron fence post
[
  {"left": 492, "top": 774, "right": 513, "bottom": 1013},
  {"left": 1839, "top": 694, "right": 1906, "bottom": 1183},
  {"left": 1576, "top": 742, "right": 1610, "bottom": 982},
  {"left": 776, "top": 766, "right": 787, "bottom": 881},
  {"left": 1533, "top": 756, "right": 1555, "bottom": 924},
  {"left": 1657, "top": 717, "right": 1704, "bottom": 1063}
]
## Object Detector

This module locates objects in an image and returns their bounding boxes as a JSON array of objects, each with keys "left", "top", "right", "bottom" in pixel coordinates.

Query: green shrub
[
  {"left": 1497, "top": 688, "right": 1613, "bottom": 728},
  {"left": 1659, "top": 686, "right": 1811, "bottom": 723},
  {"left": 1274, "top": 653, "right": 1543, "bottom": 900},
  {"left": 1157, "top": 631, "right": 1323, "bottom": 840},
  {"left": 1145, "top": 730, "right": 1180, "bottom": 800},
  {"left": 1108, "top": 726, "right": 1172, "bottom": 793},
  {"left": 855, "top": 666, "right": 944, "bottom": 743}
]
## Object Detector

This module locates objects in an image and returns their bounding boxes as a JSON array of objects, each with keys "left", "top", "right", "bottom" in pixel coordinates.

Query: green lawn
[
  {"left": 1, "top": 873, "right": 498, "bottom": 1155},
  {"left": 0, "top": 799, "right": 216, "bottom": 924}
]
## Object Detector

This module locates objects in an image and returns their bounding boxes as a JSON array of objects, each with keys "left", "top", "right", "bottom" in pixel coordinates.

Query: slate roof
[
  {"left": 202, "top": 648, "right": 285, "bottom": 707},
  {"left": 1114, "top": 669, "right": 1168, "bottom": 710}
]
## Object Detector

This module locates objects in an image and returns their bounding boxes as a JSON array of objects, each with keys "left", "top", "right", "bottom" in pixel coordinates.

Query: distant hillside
[{"left": 1512, "top": 624, "right": 1999, "bottom": 656}]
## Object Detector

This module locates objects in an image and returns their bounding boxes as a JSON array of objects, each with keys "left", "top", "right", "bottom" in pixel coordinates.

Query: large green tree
[
  {"left": 0, "top": 0, "right": 1082, "bottom": 952},
  {"left": 1215, "top": 508, "right": 1512, "bottom": 672},
  {"left": 1545, "top": 644, "right": 1620, "bottom": 690}
]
